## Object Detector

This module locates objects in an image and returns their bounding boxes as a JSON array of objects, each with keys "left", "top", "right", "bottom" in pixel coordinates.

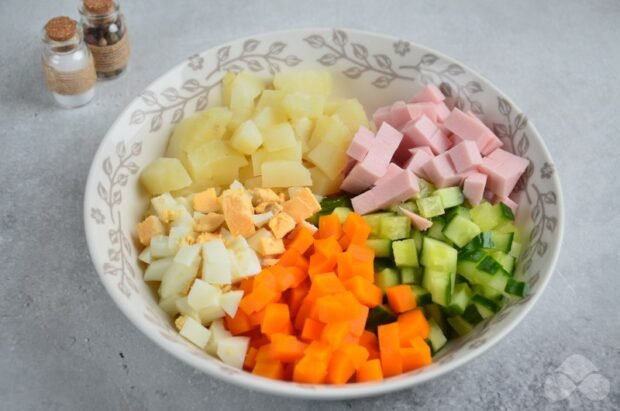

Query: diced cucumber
[
  {"left": 411, "top": 229, "right": 424, "bottom": 253},
  {"left": 495, "top": 221, "right": 521, "bottom": 243},
  {"left": 497, "top": 202, "right": 515, "bottom": 221},
  {"left": 366, "top": 304, "right": 397, "bottom": 332},
  {"left": 434, "top": 186, "right": 464, "bottom": 209},
  {"left": 505, "top": 278, "right": 527, "bottom": 297},
  {"left": 509, "top": 241, "right": 522, "bottom": 258},
  {"left": 392, "top": 239, "right": 419, "bottom": 267},
  {"left": 391, "top": 201, "right": 417, "bottom": 214},
  {"left": 400, "top": 267, "right": 423, "bottom": 285},
  {"left": 374, "top": 258, "right": 394, "bottom": 273},
  {"left": 447, "top": 316, "right": 474, "bottom": 336},
  {"left": 421, "top": 237, "right": 458, "bottom": 273},
  {"left": 363, "top": 212, "right": 394, "bottom": 237},
  {"left": 379, "top": 215, "right": 411, "bottom": 240},
  {"left": 462, "top": 232, "right": 495, "bottom": 251},
  {"left": 410, "top": 285, "right": 433, "bottom": 305},
  {"left": 448, "top": 283, "right": 472, "bottom": 315},
  {"left": 416, "top": 178, "right": 436, "bottom": 199},
  {"left": 442, "top": 215, "right": 481, "bottom": 248},
  {"left": 424, "top": 304, "right": 448, "bottom": 334},
  {"left": 458, "top": 248, "right": 486, "bottom": 263},
  {"left": 319, "top": 196, "right": 352, "bottom": 215},
  {"left": 457, "top": 261, "right": 510, "bottom": 293},
  {"left": 427, "top": 217, "right": 452, "bottom": 244},
  {"left": 446, "top": 206, "right": 471, "bottom": 222},
  {"left": 462, "top": 304, "right": 484, "bottom": 324},
  {"left": 474, "top": 302, "right": 495, "bottom": 319},
  {"left": 472, "top": 284, "right": 505, "bottom": 302},
  {"left": 422, "top": 268, "right": 454, "bottom": 307},
  {"left": 471, "top": 294, "right": 502, "bottom": 313},
  {"left": 476, "top": 255, "right": 509, "bottom": 275},
  {"left": 490, "top": 251, "right": 516, "bottom": 275},
  {"left": 332, "top": 207, "right": 352, "bottom": 223},
  {"left": 375, "top": 267, "right": 400, "bottom": 293},
  {"left": 366, "top": 239, "right": 392, "bottom": 258},
  {"left": 416, "top": 196, "right": 445, "bottom": 218},
  {"left": 427, "top": 318, "right": 447, "bottom": 353},
  {"left": 487, "top": 231, "right": 514, "bottom": 253},
  {"left": 470, "top": 202, "right": 501, "bottom": 231}
]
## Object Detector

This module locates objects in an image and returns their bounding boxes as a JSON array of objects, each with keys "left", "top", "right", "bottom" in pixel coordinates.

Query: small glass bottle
[
  {"left": 42, "top": 16, "right": 96, "bottom": 108},
  {"left": 79, "top": 0, "right": 130, "bottom": 80}
]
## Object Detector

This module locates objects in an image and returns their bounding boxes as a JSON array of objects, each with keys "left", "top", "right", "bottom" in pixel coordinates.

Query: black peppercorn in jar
[{"left": 79, "top": 0, "right": 130, "bottom": 79}]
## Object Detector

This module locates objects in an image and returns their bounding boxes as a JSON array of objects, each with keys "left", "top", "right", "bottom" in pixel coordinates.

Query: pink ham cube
[
  {"left": 423, "top": 153, "right": 461, "bottom": 187},
  {"left": 389, "top": 101, "right": 412, "bottom": 128},
  {"left": 447, "top": 141, "right": 483, "bottom": 173},
  {"left": 343, "top": 157, "right": 356, "bottom": 175},
  {"left": 404, "top": 150, "right": 434, "bottom": 180},
  {"left": 444, "top": 108, "right": 503, "bottom": 154},
  {"left": 401, "top": 115, "right": 452, "bottom": 156},
  {"left": 375, "top": 122, "right": 404, "bottom": 150},
  {"left": 406, "top": 103, "right": 439, "bottom": 123},
  {"left": 341, "top": 162, "right": 383, "bottom": 194},
  {"left": 399, "top": 207, "right": 433, "bottom": 231},
  {"left": 347, "top": 126, "right": 375, "bottom": 162},
  {"left": 411, "top": 84, "right": 445, "bottom": 104},
  {"left": 351, "top": 190, "right": 379, "bottom": 215},
  {"left": 372, "top": 169, "right": 420, "bottom": 209},
  {"left": 479, "top": 149, "right": 529, "bottom": 197},
  {"left": 410, "top": 146, "right": 434, "bottom": 156},
  {"left": 374, "top": 163, "right": 403, "bottom": 186},
  {"left": 372, "top": 106, "right": 391, "bottom": 128},
  {"left": 463, "top": 172, "right": 487, "bottom": 206},
  {"left": 434, "top": 102, "right": 451, "bottom": 123}
]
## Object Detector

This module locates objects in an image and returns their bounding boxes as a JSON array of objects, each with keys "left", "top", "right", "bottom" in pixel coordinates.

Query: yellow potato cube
[
  {"left": 273, "top": 71, "right": 332, "bottom": 96},
  {"left": 238, "top": 164, "right": 254, "bottom": 182},
  {"left": 251, "top": 145, "right": 302, "bottom": 176},
  {"left": 309, "top": 167, "right": 344, "bottom": 196},
  {"left": 262, "top": 123, "right": 297, "bottom": 152},
  {"left": 252, "top": 106, "right": 288, "bottom": 131},
  {"left": 261, "top": 160, "right": 312, "bottom": 188},
  {"left": 230, "top": 120, "right": 263, "bottom": 154},
  {"left": 244, "top": 176, "right": 262, "bottom": 189},
  {"left": 187, "top": 140, "right": 247, "bottom": 183},
  {"left": 307, "top": 115, "right": 351, "bottom": 151},
  {"left": 229, "top": 71, "right": 266, "bottom": 130},
  {"left": 140, "top": 157, "right": 192, "bottom": 195},
  {"left": 282, "top": 93, "right": 325, "bottom": 120},
  {"left": 333, "top": 98, "right": 369, "bottom": 133},
  {"left": 256, "top": 90, "right": 287, "bottom": 111},
  {"left": 307, "top": 140, "right": 348, "bottom": 179},
  {"left": 221, "top": 72, "right": 236, "bottom": 107},
  {"left": 323, "top": 99, "right": 346, "bottom": 115},
  {"left": 171, "top": 178, "right": 218, "bottom": 197}
]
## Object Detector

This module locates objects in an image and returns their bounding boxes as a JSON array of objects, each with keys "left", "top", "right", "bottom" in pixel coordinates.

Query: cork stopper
[
  {"left": 83, "top": 0, "right": 114, "bottom": 13},
  {"left": 45, "top": 17, "right": 77, "bottom": 42}
]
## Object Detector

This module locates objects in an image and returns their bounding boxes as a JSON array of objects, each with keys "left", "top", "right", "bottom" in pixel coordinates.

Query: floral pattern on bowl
[{"left": 84, "top": 28, "right": 563, "bottom": 399}]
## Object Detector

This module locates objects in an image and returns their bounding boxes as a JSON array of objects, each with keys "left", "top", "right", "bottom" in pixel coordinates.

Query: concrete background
[{"left": 1, "top": 0, "right": 619, "bottom": 410}]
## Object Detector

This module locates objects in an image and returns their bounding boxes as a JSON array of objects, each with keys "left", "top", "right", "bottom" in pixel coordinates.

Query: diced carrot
[
  {"left": 386, "top": 285, "right": 417, "bottom": 313},
  {"left": 401, "top": 336, "right": 432, "bottom": 372},
  {"left": 356, "top": 359, "right": 384, "bottom": 382},
  {"left": 351, "top": 260, "right": 374, "bottom": 281},
  {"left": 239, "top": 286, "right": 280, "bottom": 315},
  {"left": 287, "top": 279, "right": 310, "bottom": 318},
  {"left": 301, "top": 318, "right": 325, "bottom": 341},
  {"left": 225, "top": 310, "right": 254, "bottom": 335},
  {"left": 304, "top": 341, "right": 332, "bottom": 362},
  {"left": 344, "top": 276, "right": 382, "bottom": 308},
  {"left": 312, "top": 292, "right": 360, "bottom": 323},
  {"left": 307, "top": 272, "right": 346, "bottom": 300},
  {"left": 342, "top": 332, "right": 360, "bottom": 345},
  {"left": 279, "top": 249, "right": 309, "bottom": 271},
  {"left": 398, "top": 309, "right": 430, "bottom": 344},
  {"left": 338, "top": 344, "right": 370, "bottom": 370},
  {"left": 318, "top": 214, "right": 342, "bottom": 239},
  {"left": 244, "top": 346, "right": 258, "bottom": 370},
  {"left": 347, "top": 243, "right": 374, "bottom": 262},
  {"left": 293, "top": 297, "right": 314, "bottom": 331},
  {"left": 282, "top": 363, "right": 295, "bottom": 381},
  {"left": 348, "top": 304, "right": 369, "bottom": 337},
  {"left": 342, "top": 213, "right": 371, "bottom": 245},
  {"left": 253, "top": 268, "right": 278, "bottom": 290},
  {"left": 308, "top": 253, "right": 338, "bottom": 276},
  {"left": 249, "top": 308, "right": 266, "bottom": 328},
  {"left": 255, "top": 343, "right": 273, "bottom": 362},
  {"left": 261, "top": 303, "right": 292, "bottom": 335},
  {"left": 287, "top": 226, "right": 314, "bottom": 255},
  {"left": 313, "top": 237, "right": 343, "bottom": 260},
  {"left": 378, "top": 322, "right": 402, "bottom": 377},
  {"left": 253, "top": 359, "right": 284, "bottom": 380},
  {"left": 338, "top": 233, "right": 351, "bottom": 250},
  {"left": 336, "top": 252, "right": 354, "bottom": 280},
  {"left": 238, "top": 277, "right": 254, "bottom": 294},
  {"left": 270, "top": 333, "right": 308, "bottom": 362},
  {"left": 272, "top": 265, "right": 307, "bottom": 291},
  {"left": 321, "top": 321, "right": 350, "bottom": 349},
  {"left": 359, "top": 331, "right": 380, "bottom": 360},
  {"left": 249, "top": 333, "right": 271, "bottom": 349},
  {"left": 326, "top": 350, "right": 356, "bottom": 384},
  {"left": 293, "top": 354, "right": 328, "bottom": 384}
]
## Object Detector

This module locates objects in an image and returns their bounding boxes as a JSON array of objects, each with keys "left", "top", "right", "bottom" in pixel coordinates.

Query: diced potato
[
  {"left": 159, "top": 260, "right": 199, "bottom": 298},
  {"left": 309, "top": 167, "right": 344, "bottom": 196},
  {"left": 282, "top": 93, "right": 325, "bottom": 120},
  {"left": 230, "top": 120, "right": 263, "bottom": 154},
  {"left": 307, "top": 115, "right": 351, "bottom": 151},
  {"left": 140, "top": 158, "right": 192, "bottom": 195},
  {"left": 251, "top": 144, "right": 302, "bottom": 176},
  {"left": 292, "top": 117, "right": 314, "bottom": 148},
  {"left": 262, "top": 123, "right": 297, "bottom": 152},
  {"left": 217, "top": 336, "right": 250, "bottom": 369},
  {"left": 261, "top": 160, "right": 312, "bottom": 188},
  {"left": 323, "top": 99, "right": 346, "bottom": 115},
  {"left": 273, "top": 71, "right": 332, "bottom": 96},
  {"left": 256, "top": 90, "right": 287, "bottom": 111},
  {"left": 333, "top": 98, "right": 369, "bottom": 133},
  {"left": 221, "top": 72, "right": 236, "bottom": 107},
  {"left": 159, "top": 295, "right": 180, "bottom": 316},
  {"left": 244, "top": 176, "right": 262, "bottom": 189},
  {"left": 238, "top": 164, "right": 254, "bottom": 182},
  {"left": 187, "top": 279, "right": 221, "bottom": 311},
  {"left": 179, "top": 317, "right": 212, "bottom": 349},
  {"left": 252, "top": 106, "right": 288, "bottom": 131},
  {"left": 229, "top": 71, "right": 266, "bottom": 130},
  {"left": 307, "top": 140, "right": 349, "bottom": 179},
  {"left": 165, "top": 116, "right": 198, "bottom": 160},
  {"left": 171, "top": 178, "right": 219, "bottom": 197},
  {"left": 219, "top": 290, "right": 244, "bottom": 318},
  {"left": 187, "top": 140, "right": 247, "bottom": 184}
]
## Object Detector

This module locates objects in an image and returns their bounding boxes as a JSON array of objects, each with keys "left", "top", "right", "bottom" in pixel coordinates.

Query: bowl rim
[{"left": 83, "top": 27, "right": 564, "bottom": 399}]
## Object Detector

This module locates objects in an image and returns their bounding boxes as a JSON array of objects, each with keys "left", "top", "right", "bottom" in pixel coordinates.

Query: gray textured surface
[{"left": 1, "top": 0, "right": 619, "bottom": 410}]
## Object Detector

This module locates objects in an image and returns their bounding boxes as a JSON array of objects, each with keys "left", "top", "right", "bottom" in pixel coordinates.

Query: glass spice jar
[
  {"left": 41, "top": 16, "right": 96, "bottom": 108},
  {"left": 79, "top": 0, "right": 130, "bottom": 79}
]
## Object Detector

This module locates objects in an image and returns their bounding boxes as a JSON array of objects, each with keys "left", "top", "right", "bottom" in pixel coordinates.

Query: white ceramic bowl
[{"left": 84, "top": 28, "right": 563, "bottom": 399}]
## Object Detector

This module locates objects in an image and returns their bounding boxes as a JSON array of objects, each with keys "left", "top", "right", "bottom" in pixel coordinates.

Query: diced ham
[
  {"left": 374, "top": 163, "right": 403, "bottom": 186},
  {"left": 341, "top": 162, "right": 384, "bottom": 194},
  {"left": 372, "top": 169, "right": 419, "bottom": 209},
  {"left": 410, "top": 146, "right": 434, "bottom": 157},
  {"left": 410, "top": 84, "right": 445, "bottom": 104},
  {"left": 434, "top": 102, "right": 451, "bottom": 123},
  {"left": 389, "top": 101, "right": 413, "bottom": 128},
  {"left": 444, "top": 108, "right": 502, "bottom": 154},
  {"left": 400, "top": 114, "right": 451, "bottom": 156},
  {"left": 346, "top": 126, "right": 375, "bottom": 162},
  {"left": 463, "top": 172, "right": 487, "bottom": 206},
  {"left": 351, "top": 190, "right": 379, "bottom": 215},
  {"left": 423, "top": 153, "right": 461, "bottom": 187},
  {"left": 447, "top": 140, "right": 483, "bottom": 173},
  {"left": 372, "top": 106, "right": 391, "bottom": 128},
  {"left": 404, "top": 150, "right": 434, "bottom": 180},
  {"left": 406, "top": 103, "right": 439, "bottom": 123},
  {"left": 343, "top": 157, "right": 356, "bottom": 175},
  {"left": 399, "top": 207, "right": 433, "bottom": 231},
  {"left": 478, "top": 149, "right": 529, "bottom": 197}
]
